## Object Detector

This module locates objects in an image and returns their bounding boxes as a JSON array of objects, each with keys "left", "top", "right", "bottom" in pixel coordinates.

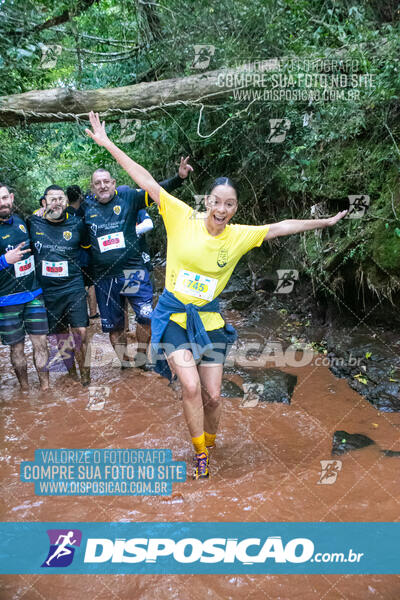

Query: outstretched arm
[
  {"left": 264, "top": 210, "right": 347, "bottom": 240},
  {"left": 85, "top": 112, "right": 162, "bottom": 206}
]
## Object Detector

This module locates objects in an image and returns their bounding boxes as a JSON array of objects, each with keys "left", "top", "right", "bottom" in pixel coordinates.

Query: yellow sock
[
  {"left": 204, "top": 432, "right": 216, "bottom": 448},
  {"left": 192, "top": 434, "right": 207, "bottom": 455}
]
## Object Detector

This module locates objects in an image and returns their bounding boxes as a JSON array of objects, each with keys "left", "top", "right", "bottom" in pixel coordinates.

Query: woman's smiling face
[{"left": 205, "top": 184, "right": 238, "bottom": 230}]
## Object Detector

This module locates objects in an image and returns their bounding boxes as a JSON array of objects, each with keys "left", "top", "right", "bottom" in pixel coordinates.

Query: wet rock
[
  {"left": 240, "top": 368, "right": 297, "bottom": 404},
  {"left": 255, "top": 275, "right": 276, "bottom": 293},
  {"left": 221, "top": 379, "right": 243, "bottom": 398},
  {"left": 325, "top": 333, "right": 400, "bottom": 412},
  {"left": 229, "top": 293, "right": 256, "bottom": 310},
  {"left": 332, "top": 430, "right": 400, "bottom": 457},
  {"left": 382, "top": 449, "right": 400, "bottom": 457},
  {"left": 222, "top": 369, "right": 297, "bottom": 404},
  {"left": 332, "top": 430, "right": 376, "bottom": 455}
]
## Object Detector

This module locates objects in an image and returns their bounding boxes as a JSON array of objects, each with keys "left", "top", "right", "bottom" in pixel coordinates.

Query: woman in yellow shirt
[{"left": 86, "top": 112, "right": 347, "bottom": 480}]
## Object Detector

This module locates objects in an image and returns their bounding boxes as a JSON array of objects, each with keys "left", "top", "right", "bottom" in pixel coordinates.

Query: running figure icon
[
  {"left": 46, "top": 531, "right": 76, "bottom": 565},
  {"left": 41, "top": 528, "right": 82, "bottom": 568}
]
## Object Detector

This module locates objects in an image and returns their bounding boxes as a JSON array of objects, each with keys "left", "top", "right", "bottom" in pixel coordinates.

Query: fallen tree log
[{"left": 0, "top": 65, "right": 268, "bottom": 126}]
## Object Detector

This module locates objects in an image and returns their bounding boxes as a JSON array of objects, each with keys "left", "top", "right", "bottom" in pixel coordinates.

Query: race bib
[
  {"left": 97, "top": 231, "right": 125, "bottom": 253},
  {"left": 174, "top": 269, "right": 218, "bottom": 301},
  {"left": 14, "top": 255, "right": 35, "bottom": 278},
  {"left": 42, "top": 260, "right": 69, "bottom": 278}
]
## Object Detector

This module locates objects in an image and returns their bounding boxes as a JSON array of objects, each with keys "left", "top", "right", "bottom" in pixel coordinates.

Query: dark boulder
[{"left": 332, "top": 430, "right": 376, "bottom": 455}]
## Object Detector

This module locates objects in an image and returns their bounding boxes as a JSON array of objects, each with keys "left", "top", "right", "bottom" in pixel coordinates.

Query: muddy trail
[{"left": 1, "top": 302, "right": 400, "bottom": 599}]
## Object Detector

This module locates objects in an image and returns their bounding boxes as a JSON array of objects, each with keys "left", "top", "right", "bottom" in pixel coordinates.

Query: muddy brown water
[{"left": 1, "top": 311, "right": 400, "bottom": 599}]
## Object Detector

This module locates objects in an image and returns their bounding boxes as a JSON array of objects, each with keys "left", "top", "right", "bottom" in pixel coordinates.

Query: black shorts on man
[{"left": 28, "top": 212, "right": 89, "bottom": 333}]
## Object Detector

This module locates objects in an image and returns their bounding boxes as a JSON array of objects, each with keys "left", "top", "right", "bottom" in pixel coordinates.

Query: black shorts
[
  {"left": 0, "top": 295, "right": 49, "bottom": 346},
  {"left": 44, "top": 287, "right": 89, "bottom": 334},
  {"left": 161, "top": 320, "right": 233, "bottom": 365},
  {"left": 82, "top": 263, "right": 95, "bottom": 288}
]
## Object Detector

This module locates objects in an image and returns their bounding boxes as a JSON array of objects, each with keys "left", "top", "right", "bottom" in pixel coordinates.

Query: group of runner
[
  {"left": 0, "top": 111, "right": 347, "bottom": 479},
  {"left": 0, "top": 153, "right": 192, "bottom": 388}
]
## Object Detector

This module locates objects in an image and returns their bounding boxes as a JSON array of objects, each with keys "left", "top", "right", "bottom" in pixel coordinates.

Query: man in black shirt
[
  {"left": 0, "top": 183, "right": 49, "bottom": 391},
  {"left": 29, "top": 185, "right": 91, "bottom": 385},
  {"left": 83, "top": 159, "right": 193, "bottom": 367}
]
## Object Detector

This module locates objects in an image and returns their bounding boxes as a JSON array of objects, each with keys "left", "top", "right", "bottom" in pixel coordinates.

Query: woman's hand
[
  {"left": 5, "top": 242, "right": 31, "bottom": 265},
  {"left": 85, "top": 111, "right": 111, "bottom": 148},
  {"left": 178, "top": 156, "right": 194, "bottom": 179}
]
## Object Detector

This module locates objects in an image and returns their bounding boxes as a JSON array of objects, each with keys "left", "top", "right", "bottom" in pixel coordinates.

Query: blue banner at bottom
[{"left": 0, "top": 522, "right": 398, "bottom": 574}]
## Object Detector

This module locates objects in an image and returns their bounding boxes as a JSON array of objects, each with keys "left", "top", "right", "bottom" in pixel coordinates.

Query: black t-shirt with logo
[
  {"left": 28, "top": 212, "right": 89, "bottom": 294},
  {"left": 82, "top": 177, "right": 184, "bottom": 280},
  {"left": 81, "top": 187, "right": 148, "bottom": 280},
  {"left": 0, "top": 215, "right": 38, "bottom": 297}
]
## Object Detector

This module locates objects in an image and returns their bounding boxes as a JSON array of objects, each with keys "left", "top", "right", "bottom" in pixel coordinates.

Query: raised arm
[
  {"left": 264, "top": 210, "right": 347, "bottom": 241},
  {"left": 85, "top": 112, "right": 162, "bottom": 206}
]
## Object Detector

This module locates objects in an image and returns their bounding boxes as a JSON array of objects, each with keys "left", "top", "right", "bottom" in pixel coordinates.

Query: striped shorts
[{"left": 0, "top": 295, "right": 49, "bottom": 346}]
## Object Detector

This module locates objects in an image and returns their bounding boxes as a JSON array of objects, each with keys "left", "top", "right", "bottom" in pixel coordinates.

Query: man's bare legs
[
  {"left": 109, "top": 329, "right": 130, "bottom": 366},
  {"left": 55, "top": 332, "right": 77, "bottom": 378},
  {"left": 71, "top": 326, "right": 90, "bottom": 385},
  {"left": 9, "top": 341, "right": 29, "bottom": 391},
  {"left": 27, "top": 334, "right": 49, "bottom": 390},
  {"left": 87, "top": 286, "right": 98, "bottom": 318}
]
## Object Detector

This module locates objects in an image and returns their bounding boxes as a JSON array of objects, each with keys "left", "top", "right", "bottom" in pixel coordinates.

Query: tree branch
[
  {"left": 0, "top": 64, "right": 263, "bottom": 126},
  {"left": 27, "top": 0, "right": 98, "bottom": 34}
]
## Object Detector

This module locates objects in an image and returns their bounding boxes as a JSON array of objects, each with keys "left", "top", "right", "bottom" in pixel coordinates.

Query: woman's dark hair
[
  {"left": 66, "top": 185, "right": 83, "bottom": 204},
  {"left": 209, "top": 177, "right": 237, "bottom": 195}
]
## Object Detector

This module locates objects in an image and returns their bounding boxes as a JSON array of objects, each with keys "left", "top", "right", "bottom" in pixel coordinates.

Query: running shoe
[{"left": 193, "top": 451, "right": 209, "bottom": 480}]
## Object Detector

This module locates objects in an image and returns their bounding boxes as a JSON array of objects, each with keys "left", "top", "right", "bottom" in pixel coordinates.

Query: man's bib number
[
  {"left": 42, "top": 260, "right": 69, "bottom": 278},
  {"left": 174, "top": 269, "right": 218, "bottom": 301},
  {"left": 14, "top": 255, "right": 35, "bottom": 278},
  {"left": 97, "top": 231, "right": 125, "bottom": 253}
]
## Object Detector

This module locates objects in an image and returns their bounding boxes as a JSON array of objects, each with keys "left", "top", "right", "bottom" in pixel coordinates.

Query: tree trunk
[{"left": 0, "top": 63, "right": 273, "bottom": 126}]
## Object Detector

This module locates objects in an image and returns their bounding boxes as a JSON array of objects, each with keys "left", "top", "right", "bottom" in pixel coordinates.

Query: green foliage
[{"left": 0, "top": 0, "right": 399, "bottom": 297}]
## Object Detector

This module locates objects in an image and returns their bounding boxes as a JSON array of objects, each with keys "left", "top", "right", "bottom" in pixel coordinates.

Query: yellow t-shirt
[{"left": 159, "top": 188, "right": 270, "bottom": 330}]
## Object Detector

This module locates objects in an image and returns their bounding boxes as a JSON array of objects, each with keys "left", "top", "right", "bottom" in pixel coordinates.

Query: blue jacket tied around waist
[{"left": 150, "top": 288, "right": 237, "bottom": 380}]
